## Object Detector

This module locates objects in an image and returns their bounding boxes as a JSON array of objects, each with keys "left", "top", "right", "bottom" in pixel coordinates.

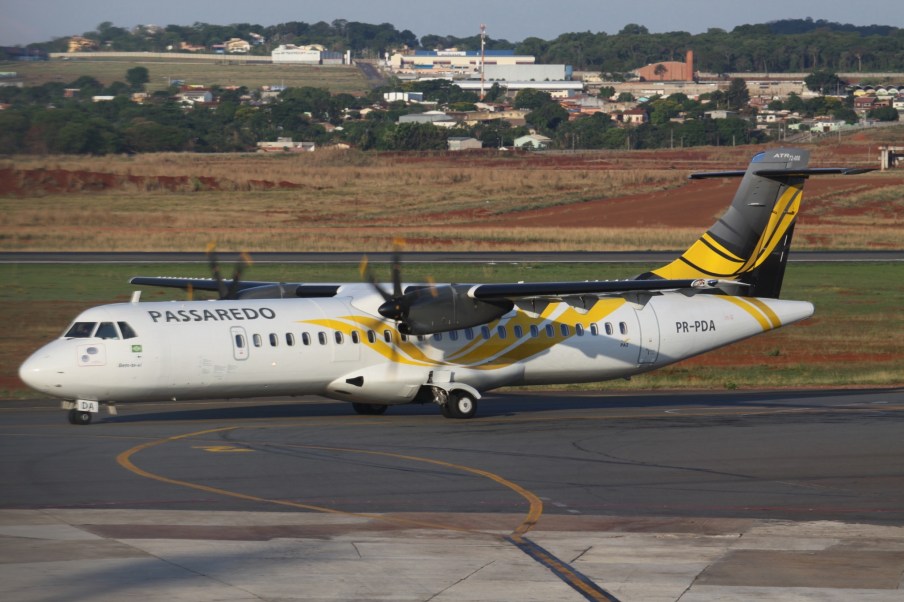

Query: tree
[
  {"left": 526, "top": 102, "right": 569, "bottom": 133},
  {"left": 725, "top": 78, "right": 750, "bottom": 111},
  {"left": 513, "top": 88, "right": 553, "bottom": 110},
  {"left": 804, "top": 70, "right": 845, "bottom": 95},
  {"left": 868, "top": 106, "right": 900, "bottom": 122},
  {"left": 126, "top": 66, "right": 150, "bottom": 90}
]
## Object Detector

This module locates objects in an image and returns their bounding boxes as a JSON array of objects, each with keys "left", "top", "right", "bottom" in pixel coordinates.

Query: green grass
[
  {"left": 3, "top": 261, "right": 903, "bottom": 398},
  {"left": 2, "top": 59, "right": 370, "bottom": 95}
]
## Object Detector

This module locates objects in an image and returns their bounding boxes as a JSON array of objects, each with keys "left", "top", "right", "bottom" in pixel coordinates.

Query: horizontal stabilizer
[{"left": 690, "top": 167, "right": 875, "bottom": 179}]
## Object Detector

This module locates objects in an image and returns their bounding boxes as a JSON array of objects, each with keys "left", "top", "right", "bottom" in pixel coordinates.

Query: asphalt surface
[{"left": 3, "top": 388, "right": 904, "bottom": 601}]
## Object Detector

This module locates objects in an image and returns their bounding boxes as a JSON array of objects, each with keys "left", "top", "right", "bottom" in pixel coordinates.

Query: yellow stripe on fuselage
[
  {"left": 299, "top": 298, "right": 626, "bottom": 371},
  {"left": 720, "top": 296, "right": 782, "bottom": 331}
]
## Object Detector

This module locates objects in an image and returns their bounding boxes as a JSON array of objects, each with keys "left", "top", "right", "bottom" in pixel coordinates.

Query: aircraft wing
[
  {"left": 129, "top": 277, "right": 340, "bottom": 298},
  {"left": 466, "top": 278, "right": 737, "bottom": 300}
]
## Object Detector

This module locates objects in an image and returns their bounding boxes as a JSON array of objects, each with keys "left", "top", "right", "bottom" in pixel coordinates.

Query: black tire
[
  {"left": 447, "top": 391, "right": 477, "bottom": 419},
  {"left": 352, "top": 402, "right": 388, "bottom": 416},
  {"left": 68, "top": 409, "right": 92, "bottom": 425}
]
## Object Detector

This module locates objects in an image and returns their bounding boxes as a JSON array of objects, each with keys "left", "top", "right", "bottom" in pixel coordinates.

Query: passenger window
[
  {"left": 334, "top": 332, "right": 344, "bottom": 344},
  {"left": 367, "top": 330, "right": 376, "bottom": 344},
  {"left": 286, "top": 333, "right": 295, "bottom": 346},
  {"left": 318, "top": 332, "right": 327, "bottom": 345},
  {"left": 383, "top": 330, "right": 392, "bottom": 343},
  {"left": 514, "top": 325, "right": 523, "bottom": 338},
  {"left": 417, "top": 335, "right": 425, "bottom": 342},
  {"left": 400, "top": 334, "right": 408, "bottom": 342},
  {"left": 560, "top": 324, "right": 570, "bottom": 337},
  {"left": 590, "top": 323, "right": 599, "bottom": 336},
  {"left": 434, "top": 333, "right": 442, "bottom": 342},
  {"left": 65, "top": 322, "right": 96, "bottom": 338},
  {"left": 530, "top": 325, "right": 539, "bottom": 338},
  {"left": 302, "top": 332, "right": 311, "bottom": 346},
  {"left": 497, "top": 325, "right": 507, "bottom": 339},
  {"left": 465, "top": 328, "right": 474, "bottom": 340},
  {"left": 449, "top": 330, "right": 459, "bottom": 341},
  {"left": 269, "top": 333, "right": 278, "bottom": 347},
  {"left": 545, "top": 324, "right": 554, "bottom": 337},
  {"left": 253, "top": 334, "right": 262, "bottom": 347},
  {"left": 235, "top": 334, "right": 245, "bottom": 348},
  {"left": 95, "top": 322, "right": 120, "bottom": 340},
  {"left": 481, "top": 326, "right": 491, "bottom": 340},
  {"left": 619, "top": 322, "right": 628, "bottom": 335},
  {"left": 605, "top": 322, "right": 613, "bottom": 335},
  {"left": 576, "top": 324, "right": 585, "bottom": 336},
  {"left": 351, "top": 331, "right": 360, "bottom": 344},
  {"left": 118, "top": 322, "right": 138, "bottom": 339}
]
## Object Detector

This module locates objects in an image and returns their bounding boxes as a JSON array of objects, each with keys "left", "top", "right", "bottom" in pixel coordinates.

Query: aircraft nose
[{"left": 19, "top": 348, "right": 64, "bottom": 395}]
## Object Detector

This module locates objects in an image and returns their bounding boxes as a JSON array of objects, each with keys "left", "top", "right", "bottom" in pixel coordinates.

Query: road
[
  {"left": 2, "top": 250, "right": 903, "bottom": 264},
  {"left": 2, "top": 388, "right": 904, "bottom": 601}
]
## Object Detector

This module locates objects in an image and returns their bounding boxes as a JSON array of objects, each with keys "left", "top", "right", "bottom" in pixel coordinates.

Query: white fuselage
[{"left": 19, "top": 283, "right": 814, "bottom": 407}]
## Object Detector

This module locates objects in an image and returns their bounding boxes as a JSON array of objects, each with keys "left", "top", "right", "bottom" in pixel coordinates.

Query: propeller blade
[
  {"left": 360, "top": 254, "right": 393, "bottom": 303},
  {"left": 206, "top": 242, "right": 228, "bottom": 299},
  {"left": 390, "top": 239, "right": 404, "bottom": 299}
]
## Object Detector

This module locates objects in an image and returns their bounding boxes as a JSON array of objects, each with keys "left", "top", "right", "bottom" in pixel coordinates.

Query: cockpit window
[
  {"left": 65, "top": 322, "right": 96, "bottom": 338},
  {"left": 118, "top": 322, "right": 138, "bottom": 339},
  {"left": 95, "top": 322, "right": 120, "bottom": 340}
]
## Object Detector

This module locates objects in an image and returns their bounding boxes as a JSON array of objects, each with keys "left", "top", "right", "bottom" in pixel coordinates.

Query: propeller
[
  {"left": 359, "top": 241, "right": 512, "bottom": 336},
  {"left": 360, "top": 240, "right": 415, "bottom": 332},
  {"left": 206, "top": 242, "right": 253, "bottom": 300}
]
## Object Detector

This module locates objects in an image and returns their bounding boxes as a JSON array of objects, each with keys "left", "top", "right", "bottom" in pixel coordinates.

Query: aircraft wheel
[
  {"left": 447, "top": 391, "right": 477, "bottom": 419},
  {"left": 440, "top": 403, "right": 454, "bottom": 418},
  {"left": 68, "top": 409, "right": 92, "bottom": 425},
  {"left": 352, "top": 403, "right": 387, "bottom": 416}
]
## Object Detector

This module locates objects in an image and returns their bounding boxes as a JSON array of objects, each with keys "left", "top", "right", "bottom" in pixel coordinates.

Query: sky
[{"left": 2, "top": 0, "right": 903, "bottom": 46}]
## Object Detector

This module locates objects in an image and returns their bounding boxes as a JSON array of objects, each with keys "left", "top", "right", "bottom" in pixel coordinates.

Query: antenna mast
[{"left": 479, "top": 24, "right": 486, "bottom": 100}]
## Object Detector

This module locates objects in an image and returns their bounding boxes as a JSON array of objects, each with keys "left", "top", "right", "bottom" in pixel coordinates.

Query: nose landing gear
[{"left": 67, "top": 409, "right": 92, "bottom": 425}]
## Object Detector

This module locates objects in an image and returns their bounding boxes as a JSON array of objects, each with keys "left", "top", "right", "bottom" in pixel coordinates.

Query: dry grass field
[{"left": 2, "top": 128, "right": 903, "bottom": 253}]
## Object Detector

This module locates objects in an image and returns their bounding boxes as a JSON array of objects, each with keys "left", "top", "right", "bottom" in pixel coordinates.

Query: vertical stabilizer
[{"left": 640, "top": 148, "right": 811, "bottom": 298}]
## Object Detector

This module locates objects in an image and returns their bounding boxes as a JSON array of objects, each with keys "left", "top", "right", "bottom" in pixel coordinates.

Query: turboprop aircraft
[{"left": 19, "top": 148, "right": 872, "bottom": 424}]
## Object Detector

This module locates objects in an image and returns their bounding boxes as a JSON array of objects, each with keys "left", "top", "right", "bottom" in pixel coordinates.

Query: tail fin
[{"left": 640, "top": 148, "right": 855, "bottom": 298}]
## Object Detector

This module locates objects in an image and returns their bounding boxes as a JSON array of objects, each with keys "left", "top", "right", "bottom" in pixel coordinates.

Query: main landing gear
[{"left": 440, "top": 391, "right": 478, "bottom": 420}]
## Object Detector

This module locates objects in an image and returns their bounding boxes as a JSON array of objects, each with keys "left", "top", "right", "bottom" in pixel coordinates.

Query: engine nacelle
[{"left": 382, "top": 284, "right": 513, "bottom": 335}]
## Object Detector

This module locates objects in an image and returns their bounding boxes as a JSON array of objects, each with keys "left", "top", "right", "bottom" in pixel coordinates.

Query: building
[
  {"left": 455, "top": 80, "right": 583, "bottom": 95},
  {"left": 514, "top": 134, "right": 552, "bottom": 150},
  {"left": 620, "top": 108, "right": 649, "bottom": 125},
  {"left": 482, "top": 64, "right": 572, "bottom": 82},
  {"left": 68, "top": 37, "right": 98, "bottom": 53},
  {"left": 257, "top": 138, "right": 316, "bottom": 153},
  {"left": 272, "top": 44, "right": 324, "bottom": 64},
  {"left": 447, "top": 137, "right": 483, "bottom": 151},
  {"left": 390, "top": 49, "right": 535, "bottom": 74},
  {"left": 634, "top": 50, "right": 695, "bottom": 82},
  {"left": 225, "top": 38, "right": 251, "bottom": 54},
  {"left": 177, "top": 86, "right": 213, "bottom": 105},
  {"left": 398, "top": 111, "right": 458, "bottom": 127},
  {"left": 384, "top": 92, "right": 425, "bottom": 103}
]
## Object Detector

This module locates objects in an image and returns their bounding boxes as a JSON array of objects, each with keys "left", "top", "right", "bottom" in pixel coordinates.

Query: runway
[{"left": 2, "top": 389, "right": 904, "bottom": 601}]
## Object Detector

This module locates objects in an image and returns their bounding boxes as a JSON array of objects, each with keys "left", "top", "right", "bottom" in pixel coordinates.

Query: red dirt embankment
[{"left": 0, "top": 167, "right": 303, "bottom": 196}]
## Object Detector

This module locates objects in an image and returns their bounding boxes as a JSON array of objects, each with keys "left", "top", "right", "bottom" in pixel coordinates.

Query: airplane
[{"left": 19, "top": 148, "right": 872, "bottom": 425}]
